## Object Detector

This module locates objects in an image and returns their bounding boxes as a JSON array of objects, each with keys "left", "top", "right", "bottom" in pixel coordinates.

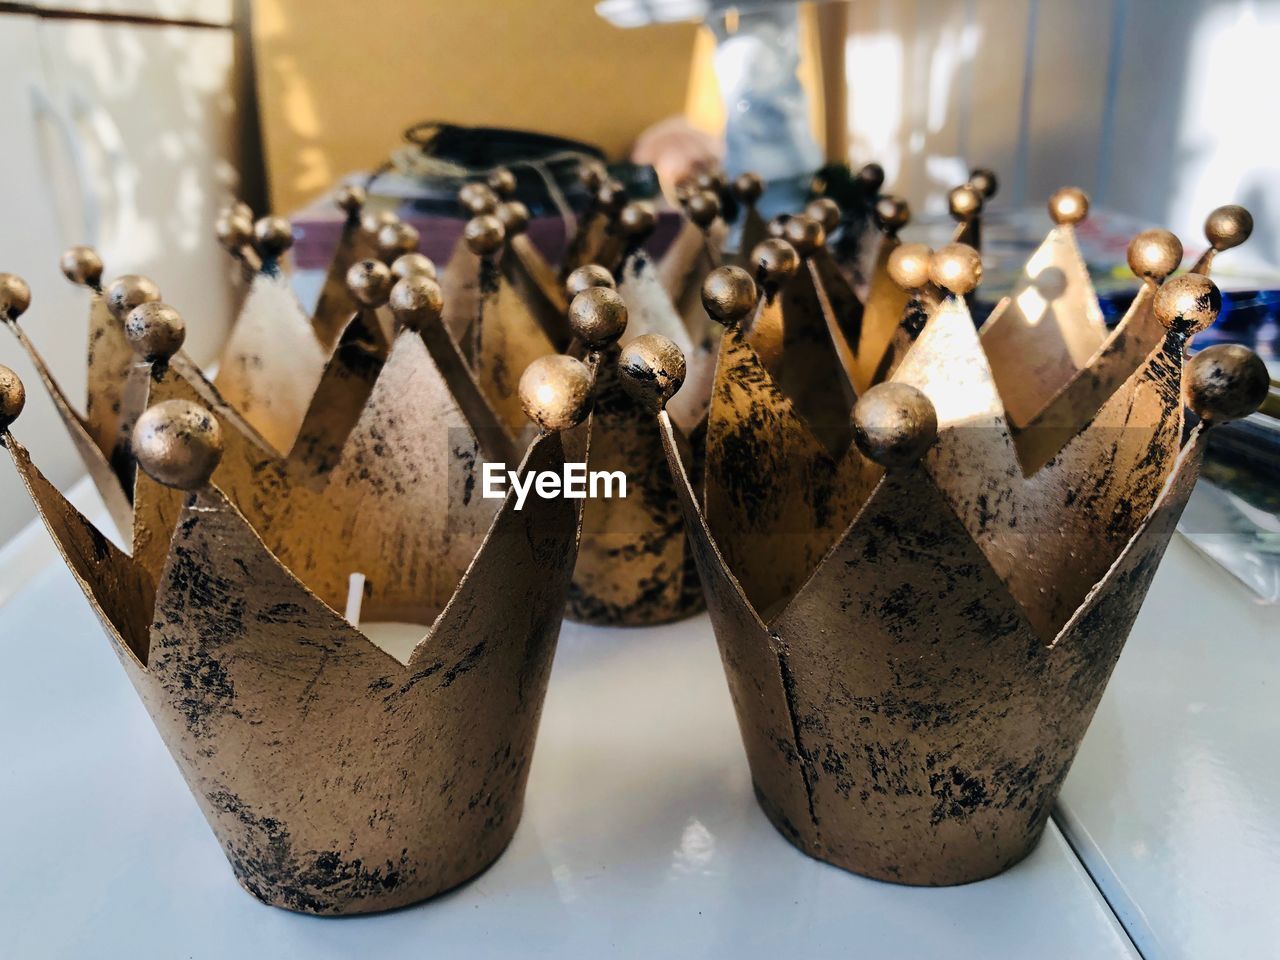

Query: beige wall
[{"left": 253, "top": 0, "right": 700, "bottom": 212}]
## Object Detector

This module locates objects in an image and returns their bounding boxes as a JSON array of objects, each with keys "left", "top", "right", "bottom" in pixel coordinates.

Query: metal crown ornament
[
  {"left": 0, "top": 260, "right": 593, "bottom": 914},
  {"left": 631, "top": 192, "right": 1267, "bottom": 886}
]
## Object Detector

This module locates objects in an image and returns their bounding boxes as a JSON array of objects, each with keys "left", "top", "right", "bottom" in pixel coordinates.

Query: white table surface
[
  {"left": 1058, "top": 539, "right": 1280, "bottom": 960},
  {"left": 0, "top": 542, "right": 1141, "bottom": 958}
]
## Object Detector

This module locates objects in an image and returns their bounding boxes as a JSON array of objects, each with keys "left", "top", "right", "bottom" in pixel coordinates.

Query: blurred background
[{"left": 1, "top": 0, "right": 1278, "bottom": 545}]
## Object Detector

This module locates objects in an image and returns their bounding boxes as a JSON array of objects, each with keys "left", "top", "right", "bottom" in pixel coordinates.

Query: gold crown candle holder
[
  {"left": 632, "top": 200, "right": 1268, "bottom": 884},
  {"left": 0, "top": 267, "right": 594, "bottom": 913}
]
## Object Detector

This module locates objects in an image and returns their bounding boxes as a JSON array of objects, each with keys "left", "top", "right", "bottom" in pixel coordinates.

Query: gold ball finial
[
  {"left": 459, "top": 181, "right": 499, "bottom": 216},
  {"left": 782, "top": 215, "right": 826, "bottom": 257},
  {"left": 1127, "top": 229, "right": 1183, "bottom": 283},
  {"left": 874, "top": 196, "right": 910, "bottom": 234},
  {"left": 388, "top": 275, "right": 444, "bottom": 332},
  {"left": 1049, "top": 187, "right": 1089, "bottom": 225},
  {"left": 132, "top": 399, "right": 223, "bottom": 491},
  {"left": 702, "top": 266, "right": 757, "bottom": 326},
  {"left": 125, "top": 302, "right": 186, "bottom": 362},
  {"left": 856, "top": 162, "right": 886, "bottom": 194},
  {"left": 693, "top": 169, "right": 726, "bottom": 193},
  {"left": 888, "top": 243, "right": 934, "bottom": 291},
  {"left": 949, "top": 184, "right": 983, "bottom": 221},
  {"left": 766, "top": 215, "right": 789, "bottom": 239},
  {"left": 969, "top": 168, "right": 999, "bottom": 199},
  {"left": 749, "top": 238, "right": 800, "bottom": 289},
  {"left": 361, "top": 209, "right": 398, "bottom": 236},
  {"left": 497, "top": 200, "right": 530, "bottom": 236},
  {"left": 253, "top": 216, "right": 293, "bottom": 258},
  {"left": 0, "top": 274, "right": 33, "bottom": 320},
  {"left": 346, "top": 259, "right": 394, "bottom": 307},
  {"left": 105, "top": 275, "right": 160, "bottom": 323},
  {"left": 375, "top": 221, "right": 420, "bottom": 262},
  {"left": 487, "top": 167, "right": 518, "bottom": 198},
  {"left": 687, "top": 190, "right": 721, "bottom": 228},
  {"left": 929, "top": 243, "right": 983, "bottom": 296},
  {"left": 806, "top": 197, "right": 842, "bottom": 233},
  {"left": 60, "top": 246, "right": 104, "bottom": 288},
  {"left": 215, "top": 209, "right": 254, "bottom": 251},
  {"left": 391, "top": 252, "right": 437, "bottom": 282},
  {"left": 733, "top": 172, "right": 764, "bottom": 206},
  {"left": 0, "top": 365, "right": 26, "bottom": 430},
  {"left": 1204, "top": 205, "right": 1253, "bottom": 252},
  {"left": 618, "top": 200, "right": 657, "bottom": 240},
  {"left": 335, "top": 184, "right": 367, "bottom": 215},
  {"left": 1154, "top": 273, "right": 1221, "bottom": 334},
  {"left": 853, "top": 382, "right": 938, "bottom": 468},
  {"left": 618, "top": 334, "right": 687, "bottom": 411},
  {"left": 519, "top": 355, "right": 594, "bottom": 432},
  {"left": 1184, "top": 344, "right": 1270, "bottom": 423},
  {"left": 596, "top": 179, "right": 628, "bottom": 216},
  {"left": 568, "top": 286, "right": 628, "bottom": 349},
  {"left": 464, "top": 214, "right": 505, "bottom": 257},
  {"left": 565, "top": 264, "right": 615, "bottom": 299}
]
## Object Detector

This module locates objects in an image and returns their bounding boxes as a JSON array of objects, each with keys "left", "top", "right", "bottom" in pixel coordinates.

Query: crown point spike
[
  {"left": 1184, "top": 343, "right": 1270, "bottom": 423},
  {"left": 702, "top": 265, "right": 757, "bottom": 327},
  {"left": 346, "top": 258, "right": 394, "bottom": 308},
  {"left": 580, "top": 160, "right": 606, "bottom": 191},
  {"left": 391, "top": 251, "right": 437, "bottom": 282},
  {"left": 1048, "top": 187, "right": 1090, "bottom": 226},
  {"left": 105, "top": 274, "right": 159, "bottom": 323},
  {"left": 749, "top": 238, "right": 800, "bottom": 289},
  {"left": 733, "top": 172, "right": 763, "bottom": 206},
  {"left": 856, "top": 162, "right": 886, "bottom": 194},
  {"left": 459, "top": 181, "right": 499, "bottom": 216},
  {"left": 1128, "top": 229, "right": 1184, "bottom": 284},
  {"left": 618, "top": 200, "right": 657, "bottom": 241},
  {"left": 948, "top": 184, "right": 983, "bottom": 222},
  {"left": 519, "top": 354, "right": 594, "bottom": 432},
  {"left": 487, "top": 167, "right": 517, "bottom": 198},
  {"left": 805, "top": 197, "right": 842, "bottom": 233},
  {"left": 0, "top": 364, "right": 26, "bottom": 430},
  {"left": 125, "top": 301, "right": 186, "bottom": 362},
  {"left": 388, "top": 274, "right": 444, "bottom": 331},
  {"left": 618, "top": 333, "right": 687, "bottom": 411},
  {"left": 782, "top": 215, "right": 825, "bottom": 257},
  {"left": 59, "top": 246, "right": 104, "bottom": 289},
  {"left": 497, "top": 200, "right": 530, "bottom": 236},
  {"left": 0, "top": 273, "right": 32, "bottom": 320},
  {"left": 253, "top": 216, "right": 293, "bottom": 259},
  {"left": 969, "top": 168, "right": 999, "bottom": 199},
  {"left": 852, "top": 381, "right": 938, "bottom": 469},
  {"left": 929, "top": 243, "right": 982, "bottom": 296},
  {"left": 1154, "top": 273, "right": 1220, "bottom": 334},
  {"left": 874, "top": 195, "right": 910, "bottom": 235},
  {"left": 1204, "top": 204, "right": 1253, "bottom": 252},
  {"left": 565, "top": 264, "right": 615, "bottom": 298},
  {"left": 464, "top": 214, "right": 505, "bottom": 257},
  {"left": 334, "top": 183, "right": 366, "bottom": 215},
  {"left": 132, "top": 398, "right": 223, "bottom": 491},
  {"left": 888, "top": 243, "right": 933, "bottom": 291},
  {"left": 374, "top": 221, "right": 420, "bottom": 262},
  {"left": 568, "top": 286, "right": 628, "bottom": 350},
  {"left": 687, "top": 190, "right": 721, "bottom": 229}
]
